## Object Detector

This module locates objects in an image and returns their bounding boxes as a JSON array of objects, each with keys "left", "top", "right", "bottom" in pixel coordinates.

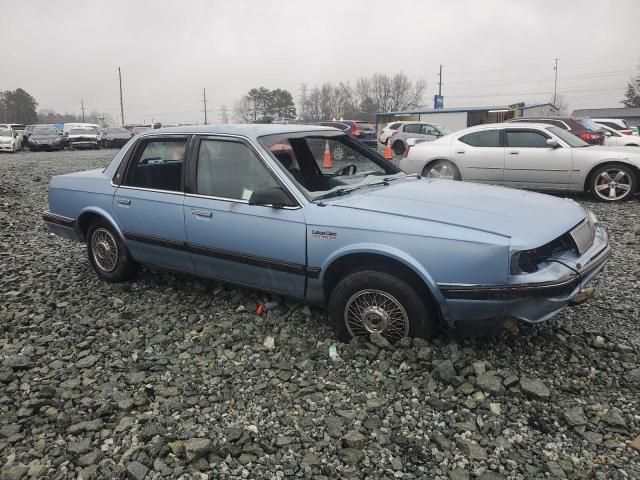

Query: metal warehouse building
[
  {"left": 375, "top": 102, "right": 559, "bottom": 133},
  {"left": 572, "top": 107, "right": 640, "bottom": 127}
]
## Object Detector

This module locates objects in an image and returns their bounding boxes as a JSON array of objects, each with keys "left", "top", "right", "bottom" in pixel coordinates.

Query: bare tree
[{"left": 233, "top": 96, "right": 253, "bottom": 123}]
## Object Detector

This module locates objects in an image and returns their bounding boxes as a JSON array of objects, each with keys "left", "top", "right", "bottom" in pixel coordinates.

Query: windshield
[
  {"left": 0, "top": 129, "right": 11, "bottom": 137},
  {"left": 33, "top": 127, "right": 58, "bottom": 135},
  {"left": 106, "top": 127, "right": 130, "bottom": 134},
  {"left": 10, "top": 124, "right": 25, "bottom": 131},
  {"left": 259, "top": 131, "right": 403, "bottom": 200},
  {"left": 70, "top": 128, "right": 94, "bottom": 135},
  {"left": 548, "top": 126, "right": 589, "bottom": 147}
]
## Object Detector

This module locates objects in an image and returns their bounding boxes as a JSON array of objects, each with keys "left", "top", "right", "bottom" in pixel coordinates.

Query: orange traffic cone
[
  {"left": 323, "top": 140, "right": 333, "bottom": 169},
  {"left": 384, "top": 138, "right": 393, "bottom": 160}
]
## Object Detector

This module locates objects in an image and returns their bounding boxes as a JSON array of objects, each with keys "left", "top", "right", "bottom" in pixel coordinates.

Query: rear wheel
[
  {"left": 328, "top": 270, "right": 437, "bottom": 343},
  {"left": 422, "top": 160, "right": 461, "bottom": 180},
  {"left": 87, "top": 220, "right": 138, "bottom": 282},
  {"left": 589, "top": 163, "right": 636, "bottom": 202}
]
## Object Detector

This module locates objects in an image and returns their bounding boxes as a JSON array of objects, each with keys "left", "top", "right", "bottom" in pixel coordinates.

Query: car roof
[{"left": 141, "top": 124, "right": 337, "bottom": 139}]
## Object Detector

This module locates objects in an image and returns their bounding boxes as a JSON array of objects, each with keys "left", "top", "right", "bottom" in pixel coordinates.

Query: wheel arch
[
  {"left": 583, "top": 159, "right": 640, "bottom": 193},
  {"left": 320, "top": 246, "right": 449, "bottom": 323},
  {"left": 421, "top": 158, "right": 462, "bottom": 179},
  {"left": 76, "top": 207, "right": 123, "bottom": 243}
]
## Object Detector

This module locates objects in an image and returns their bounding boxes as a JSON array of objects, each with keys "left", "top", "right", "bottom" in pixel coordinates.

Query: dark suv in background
[
  {"left": 506, "top": 117, "right": 605, "bottom": 145},
  {"left": 319, "top": 120, "right": 377, "bottom": 148}
]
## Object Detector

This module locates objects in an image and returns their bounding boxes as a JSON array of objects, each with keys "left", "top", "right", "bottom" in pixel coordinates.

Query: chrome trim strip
[
  {"left": 115, "top": 184, "right": 184, "bottom": 196},
  {"left": 42, "top": 211, "right": 75, "bottom": 228},
  {"left": 184, "top": 193, "right": 301, "bottom": 210}
]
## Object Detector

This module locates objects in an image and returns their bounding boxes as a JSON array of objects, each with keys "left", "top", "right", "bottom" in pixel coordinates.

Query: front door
[
  {"left": 183, "top": 136, "right": 307, "bottom": 298},
  {"left": 113, "top": 135, "right": 193, "bottom": 271},
  {"left": 503, "top": 128, "right": 572, "bottom": 190}
]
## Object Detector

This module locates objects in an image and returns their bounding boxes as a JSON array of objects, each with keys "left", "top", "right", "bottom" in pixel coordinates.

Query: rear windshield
[
  {"left": 355, "top": 122, "right": 375, "bottom": 131},
  {"left": 576, "top": 119, "right": 603, "bottom": 132}
]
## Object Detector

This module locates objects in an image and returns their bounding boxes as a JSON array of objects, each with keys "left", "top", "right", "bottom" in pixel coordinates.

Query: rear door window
[
  {"left": 403, "top": 124, "right": 421, "bottom": 134},
  {"left": 459, "top": 130, "right": 501, "bottom": 147},
  {"left": 123, "top": 138, "right": 187, "bottom": 192}
]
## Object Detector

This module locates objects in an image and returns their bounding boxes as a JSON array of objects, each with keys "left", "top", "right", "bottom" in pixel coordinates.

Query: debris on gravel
[{"left": 0, "top": 149, "right": 639, "bottom": 478}]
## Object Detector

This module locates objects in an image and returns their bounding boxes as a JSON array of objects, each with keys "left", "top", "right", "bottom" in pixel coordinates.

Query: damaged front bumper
[{"left": 438, "top": 225, "right": 611, "bottom": 324}]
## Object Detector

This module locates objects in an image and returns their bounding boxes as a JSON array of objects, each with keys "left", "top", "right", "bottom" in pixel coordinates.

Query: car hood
[
  {"left": 580, "top": 145, "right": 640, "bottom": 161},
  {"left": 326, "top": 178, "right": 586, "bottom": 249}
]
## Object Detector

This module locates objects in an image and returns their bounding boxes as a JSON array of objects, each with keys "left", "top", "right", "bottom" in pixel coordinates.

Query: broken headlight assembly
[{"left": 510, "top": 232, "right": 577, "bottom": 275}]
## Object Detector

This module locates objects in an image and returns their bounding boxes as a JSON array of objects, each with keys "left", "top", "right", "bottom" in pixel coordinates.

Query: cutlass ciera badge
[{"left": 312, "top": 230, "right": 337, "bottom": 240}]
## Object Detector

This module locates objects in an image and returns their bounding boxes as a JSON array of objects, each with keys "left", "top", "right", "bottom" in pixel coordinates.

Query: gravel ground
[{"left": 1, "top": 149, "right": 639, "bottom": 480}]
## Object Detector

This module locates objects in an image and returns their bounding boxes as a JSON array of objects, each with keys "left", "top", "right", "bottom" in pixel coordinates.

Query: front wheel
[
  {"left": 422, "top": 160, "right": 461, "bottom": 181},
  {"left": 392, "top": 140, "right": 405, "bottom": 155},
  {"left": 589, "top": 163, "right": 636, "bottom": 202},
  {"left": 328, "top": 270, "right": 437, "bottom": 344},
  {"left": 87, "top": 220, "right": 138, "bottom": 282}
]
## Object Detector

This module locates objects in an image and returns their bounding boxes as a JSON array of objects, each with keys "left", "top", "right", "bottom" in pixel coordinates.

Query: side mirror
[
  {"left": 248, "top": 187, "right": 295, "bottom": 208},
  {"left": 603, "top": 130, "right": 612, "bottom": 137},
  {"left": 546, "top": 139, "right": 560, "bottom": 148},
  {"left": 13, "top": 132, "right": 18, "bottom": 138}
]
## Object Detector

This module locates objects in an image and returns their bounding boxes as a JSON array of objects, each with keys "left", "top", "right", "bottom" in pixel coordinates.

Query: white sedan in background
[
  {"left": 0, "top": 127, "right": 22, "bottom": 152},
  {"left": 400, "top": 122, "right": 640, "bottom": 202},
  {"left": 600, "top": 124, "right": 640, "bottom": 147}
]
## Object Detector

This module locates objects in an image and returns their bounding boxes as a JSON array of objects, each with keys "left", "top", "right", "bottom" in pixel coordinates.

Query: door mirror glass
[
  {"left": 546, "top": 138, "right": 560, "bottom": 148},
  {"left": 603, "top": 130, "right": 612, "bottom": 137},
  {"left": 248, "top": 187, "right": 295, "bottom": 208}
]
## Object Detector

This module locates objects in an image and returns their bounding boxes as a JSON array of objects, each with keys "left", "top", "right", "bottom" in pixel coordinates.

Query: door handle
[
  {"left": 509, "top": 151, "right": 519, "bottom": 155},
  {"left": 116, "top": 198, "right": 130, "bottom": 205},
  {"left": 455, "top": 150, "right": 465, "bottom": 154},
  {"left": 192, "top": 209, "right": 212, "bottom": 218}
]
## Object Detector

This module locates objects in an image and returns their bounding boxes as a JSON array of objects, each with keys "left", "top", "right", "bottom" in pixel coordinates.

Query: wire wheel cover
[
  {"left": 344, "top": 289, "right": 409, "bottom": 343},
  {"left": 91, "top": 228, "right": 119, "bottom": 272}
]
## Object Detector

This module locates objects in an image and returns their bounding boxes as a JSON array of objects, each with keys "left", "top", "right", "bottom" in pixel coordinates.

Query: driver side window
[
  {"left": 196, "top": 139, "right": 279, "bottom": 201},
  {"left": 123, "top": 138, "right": 186, "bottom": 192}
]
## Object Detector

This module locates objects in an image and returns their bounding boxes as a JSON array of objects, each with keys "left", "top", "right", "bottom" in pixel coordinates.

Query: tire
[
  {"left": 87, "top": 220, "right": 138, "bottom": 282},
  {"left": 422, "top": 160, "right": 461, "bottom": 181},
  {"left": 392, "top": 140, "right": 405, "bottom": 155},
  {"left": 328, "top": 270, "right": 437, "bottom": 344},
  {"left": 588, "top": 163, "right": 636, "bottom": 202}
]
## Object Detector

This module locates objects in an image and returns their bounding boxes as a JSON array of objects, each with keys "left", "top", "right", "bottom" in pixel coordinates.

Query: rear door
[
  {"left": 503, "top": 128, "right": 572, "bottom": 190},
  {"left": 183, "top": 136, "right": 307, "bottom": 297},
  {"left": 112, "top": 135, "right": 194, "bottom": 271},
  {"left": 453, "top": 128, "right": 505, "bottom": 184}
]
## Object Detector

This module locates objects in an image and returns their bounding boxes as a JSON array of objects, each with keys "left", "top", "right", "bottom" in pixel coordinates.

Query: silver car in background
[
  {"left": 380, "top": 121, "right": 450, "bottom": 154},
  {"left": 400, "top": 122, "right": 640, "bottom": 202}
]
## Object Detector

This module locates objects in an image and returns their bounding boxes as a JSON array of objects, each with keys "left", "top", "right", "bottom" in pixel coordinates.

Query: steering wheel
[{"left": 331, "top": 164, "right": 357, "bottom": 177}]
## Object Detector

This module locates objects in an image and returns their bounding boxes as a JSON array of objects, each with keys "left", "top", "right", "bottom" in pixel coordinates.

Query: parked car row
[{"left": 0, "top": 122, "right": 136, "bottom": 153}]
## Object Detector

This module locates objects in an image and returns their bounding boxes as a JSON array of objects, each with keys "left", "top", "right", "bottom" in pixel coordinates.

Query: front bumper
[
  {"left": 439, "top": 225, "right": 611, "bottom": 324},
  {"left": 0, "top": 143, "right": 15, "bottom": 151}
]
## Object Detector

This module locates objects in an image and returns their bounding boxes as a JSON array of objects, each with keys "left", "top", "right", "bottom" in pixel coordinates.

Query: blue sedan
[{"left": 44, "top": 124, "right": 610, "bottom": 343}]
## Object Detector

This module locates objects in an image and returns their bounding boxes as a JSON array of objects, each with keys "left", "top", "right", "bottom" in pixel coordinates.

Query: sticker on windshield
[{"left": 312, "top": 230, "right": 337, "bottom": 240}]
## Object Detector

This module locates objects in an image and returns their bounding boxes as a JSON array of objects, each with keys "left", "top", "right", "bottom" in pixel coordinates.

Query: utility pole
[
  {"left": 80, "top": 98, "right": 85, "bottom": 122},
  {"left": 118, "top": 67, "right": 125, "bottom": 126},
  {"left": 437, "top": 64, "right": 443, "bottom": 96},
  {"left": 219, "top": 105, "right": 229, "bottom": 124},
  {"left": 202, "top": 88, "right": 208, "bottom": 125},
  {"left": 299, "top": 82, "right": 307, "bottom": 121},
  {"left": 553, "top": 58, "right": 559, "bottom": 107}
]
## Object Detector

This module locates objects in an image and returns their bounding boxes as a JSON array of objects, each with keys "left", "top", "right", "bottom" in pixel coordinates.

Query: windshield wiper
[{"left": 312, "top": 187, "right": 359, "bottom": 201}]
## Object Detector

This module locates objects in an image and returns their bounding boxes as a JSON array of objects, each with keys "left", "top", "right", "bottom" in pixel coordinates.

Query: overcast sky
[{"left": 3, "top": 0, "right": 639, "bottom": 124}]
